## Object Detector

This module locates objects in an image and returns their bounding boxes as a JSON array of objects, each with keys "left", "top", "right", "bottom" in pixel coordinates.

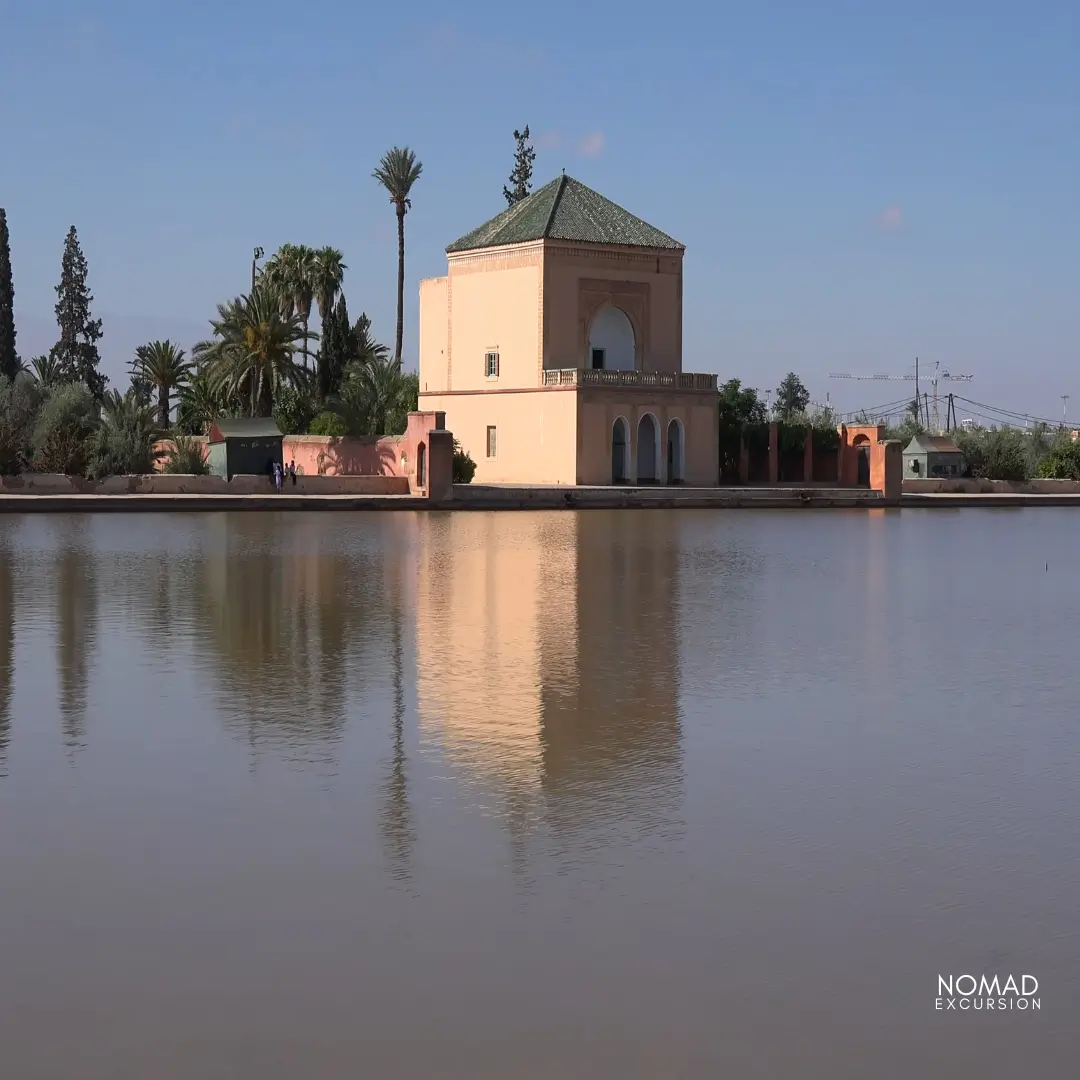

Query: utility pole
[
  {"left": 1062, "top": 394, "right": 1070, "bottom": 427},
  {"left": 915, "top": 356, "right": 920, "bottom": 426},
  {"left": 251, "top": 246, "right": 264, "bottom": 292}
]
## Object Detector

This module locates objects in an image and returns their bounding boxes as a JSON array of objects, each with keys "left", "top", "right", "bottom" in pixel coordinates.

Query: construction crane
[{"left": 828, "top": 359, "right": 973, "bottom": 432}]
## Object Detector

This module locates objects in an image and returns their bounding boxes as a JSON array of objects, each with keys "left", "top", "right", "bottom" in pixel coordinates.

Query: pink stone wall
[{"left": 153, "top": 412, "right": 451, "bottom": 496}]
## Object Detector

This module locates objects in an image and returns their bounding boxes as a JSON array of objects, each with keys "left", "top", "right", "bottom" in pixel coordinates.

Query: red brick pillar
[
  {"left": 768, "top": 423, "right": 779, "bottom": 484},
  {"left": 803, "top": 427, "right": 814, "bottom": 483}
]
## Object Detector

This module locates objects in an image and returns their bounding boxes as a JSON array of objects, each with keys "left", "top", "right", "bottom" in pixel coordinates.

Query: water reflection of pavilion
[{"left": 414, "top": 511, "right": 684, "bottom": 840}]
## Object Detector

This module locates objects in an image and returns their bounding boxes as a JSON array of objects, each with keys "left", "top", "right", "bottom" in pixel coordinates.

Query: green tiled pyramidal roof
[{"left": 446, "top": 175, "right": 684, "bottom": 254}]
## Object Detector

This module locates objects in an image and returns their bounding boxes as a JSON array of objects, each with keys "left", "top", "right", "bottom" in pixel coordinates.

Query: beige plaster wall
[
  {"left": 420, "top": 388, "right": 578, "bottom": 484},
  {"left": 418, "top": 276, "right": 449, "bottom": 392},
  {"left": 442, "top": 243, "right": 543, "bottom": 392},
  {"left": 542, "top": 243, "right": 683, "bottom": 373},
  {"left": 577, "top": 392, "right": 718, "bottom": 486}
]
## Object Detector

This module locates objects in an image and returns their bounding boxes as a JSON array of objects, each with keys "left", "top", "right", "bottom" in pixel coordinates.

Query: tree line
[{"left": 0, "top": 146, "right": 429, "bottom": 478}]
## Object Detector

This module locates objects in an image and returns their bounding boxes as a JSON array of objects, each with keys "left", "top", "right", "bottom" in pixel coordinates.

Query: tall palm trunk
[
  {"left": 302, "top": 314, "right": 310, "bottom": 371},
  {"left": 157, "top": 385, "right": 169, "bottom": 428},
  {"left": 394, "top": 206, "right": 405, "bottom": 363}
]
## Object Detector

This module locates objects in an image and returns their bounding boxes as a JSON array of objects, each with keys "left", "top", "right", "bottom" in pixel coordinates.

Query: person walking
[
  {"left": 273, "top": 461, "right": 284, "bottom": 493},
  {"left": 288, "top": 460, "right": 297, "bottom": 487}
]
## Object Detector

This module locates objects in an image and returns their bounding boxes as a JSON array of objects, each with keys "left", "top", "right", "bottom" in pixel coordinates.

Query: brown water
[{"left": 0, "top": 509, "right": 1077, "bottom": 1078}]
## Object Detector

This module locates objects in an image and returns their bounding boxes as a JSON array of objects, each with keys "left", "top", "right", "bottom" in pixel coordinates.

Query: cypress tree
[
  {"left": 318, "top": 295, "right": 355, "bottom": 401},
  {"left": 51, "top": 226, "right": 106, "bottom": 399},
  {"left": 0, "top": 209, "right": 17, "bottom": 379},
  {"left": 503, "top": 126, "right": 536, "bottom": 207}
]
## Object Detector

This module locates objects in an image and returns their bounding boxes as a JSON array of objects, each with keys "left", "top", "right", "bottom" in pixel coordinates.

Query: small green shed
[
  {"left": 207, "top": 418, "right": 284, "bottom": 480},
  {"left": 902, "top": 433, "right": 965, "bottom": 479}
]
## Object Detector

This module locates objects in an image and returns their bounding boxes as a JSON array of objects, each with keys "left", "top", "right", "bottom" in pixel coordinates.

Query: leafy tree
[
  {"left": 503, "top": 126, "right": 536, "bottom": 207},
  {"left": 193, "top": 287, "right": 306, "bottom": 417},
  {"left": 717, "top": 378, "right": 767, "bottom": 480},
  {"left": 0, "top": 209, "right": 17, "bottom": 380},
  {"left": 131, "top": 340, "right": 191, "bottom": 427},
  {"left": 31, "top": 382, "right": 98, "bottom": 474},
  {"left": 1035, "top": 440, "right": 1080, "bottom": 480},
  {"left": 0, "top": 373, "right": 43, "bottom": 474},
  {"left": 261, "top": 244, "right": 318, "bottom": 369},
  {"left": 774, "top": 372, "right": 809, "bottom": 420},
  {"left": 953, "top": 426, "right": 1030, "bottom": 481},
  {"left": 87, "top": 389, "right": 162, "bottom": 478},
  {"left": 273, "top": 382, "right": 319, "bottom": 435},
  {"left": 51, "top": 226, "right": 106, "bottom": 399},
  {"left": 373, "top": 147, "right": 423, "bottom": 364}
]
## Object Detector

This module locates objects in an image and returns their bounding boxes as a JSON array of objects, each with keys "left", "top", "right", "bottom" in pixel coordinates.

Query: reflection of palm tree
[
  {"left": 380, "top": 557, "right": 415, "bottom": 879},
  {"left": 55, "top": 538, "right": 98, "bottom": 751},
  {"left": 196, "top": 516, "right": 380, "bottom": 761},
  {"left": 0, "top": 542, "right": 13, "bottom": 775}
]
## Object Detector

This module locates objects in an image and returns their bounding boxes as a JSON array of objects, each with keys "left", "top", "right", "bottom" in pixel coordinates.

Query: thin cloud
[
  {"left": 876, "top": 205, "right": 903, "bottom": 230},
  {"left": 577, "top": 131, "right": 605, "bottom": 157}
]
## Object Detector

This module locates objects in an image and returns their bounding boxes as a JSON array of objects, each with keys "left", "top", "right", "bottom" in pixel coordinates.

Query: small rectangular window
[
  {"left": 485, "top": 351, "right": 500, "bottom": 378},
  {"left": 591, "top": 348, "right": 605, "bottom": 370},
  {"left": 486, "top": 426, "right": 497, "bottom": 458}
]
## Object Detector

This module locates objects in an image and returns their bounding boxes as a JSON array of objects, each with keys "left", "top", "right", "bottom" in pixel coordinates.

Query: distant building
[
  {"left": 417, "top": 174, "right": 719, "bottom": 485},
  {"left": 902, "top": 433, "right": 965, "bottom": 479}
]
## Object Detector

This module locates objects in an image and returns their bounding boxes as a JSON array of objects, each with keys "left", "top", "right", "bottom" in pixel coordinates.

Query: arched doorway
[
  {"left": 666, "top": 419, "right": 685, "bottom": 484},
  {"left": 637, "top": 414, "right": 660, "bottom": 483},
  {"left": 853, "top": 435, "right": 871, "bottom": 487},
  {"left": 588, "top": 305, "right": 636, "bottom": 371},
  {"left": 417, "top": 442, "right": 427, "bottom": 490},
  {"left": 611, "top": 417, "right": 630, "bottom": 484}
]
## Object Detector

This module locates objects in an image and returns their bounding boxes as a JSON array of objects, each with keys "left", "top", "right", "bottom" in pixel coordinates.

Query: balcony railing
[{"left": 542, "top": 368, "right": 718, "bottom": 391}]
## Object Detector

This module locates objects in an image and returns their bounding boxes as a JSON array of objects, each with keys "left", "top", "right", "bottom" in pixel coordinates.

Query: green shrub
[
  {"left": 162, "top": 435, "right": 210, "bottom": 475},
  {"left": 32, "top": 383, "right": 98, "bottom": 475},
  {"left": 0, "top": 373, "right": 44, "bottom": 475},
  {"left": 812, "top": 425, "right": 840, "bottom": 452},
  {"left": 1035, "top": 442, "right": 1080, "bottom": 480},
  {"left": 86, "top": 390, "right": 162, "bottom": 479},
  {"left": 452, "top": 440, "right": 477, "bottom": 483},
  {"left": 954, "top": 427, "right": 1031, "bottom": 481},
  {"left": 273, "top": 384, "right": 318, "bottom": 435},
  {"left": 743, "top": 422, "right": 770, "bottom": 454},
  {"left": 777, "top": 421, "right": 807, "bottom": 454},
  {"left": 309, "top": 411, "right": 347, "bottom": 437}
]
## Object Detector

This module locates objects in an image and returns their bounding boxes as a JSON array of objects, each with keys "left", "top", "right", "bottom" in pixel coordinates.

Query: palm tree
[
  {"left": 312, "top": 247, "right": 347, "bottom": 326},
  {"left": 261, "top": 244, "right": 317, "bottom": 369},
  {"left": 343, "top": 352, "right": 413, "bottom": 436},
  {"left": 29, "top": 354, "right": 60, "bottom": 388},
  {"left": 88, "top": 389, "right": 164, "bottom": 478},
  {"left": 193, "top": 287, "right": 307, "bottom": 417},
  {"left": 373, "top": 147, "right": 423, "bottom": 364},
  {"left": 354, "top": 312, "right": 389, "bottom": 366},
  {"left": 177, "top": 366, "right": 224, "bottom": 435},
  {"left": 131, "top": 340, "right": 191, "bottom": 427}
]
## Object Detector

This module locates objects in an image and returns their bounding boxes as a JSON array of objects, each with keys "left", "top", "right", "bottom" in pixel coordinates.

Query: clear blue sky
[{"left": 3, "top": 0, "right": 1077, "bottom": 420}]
